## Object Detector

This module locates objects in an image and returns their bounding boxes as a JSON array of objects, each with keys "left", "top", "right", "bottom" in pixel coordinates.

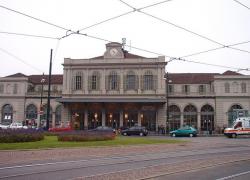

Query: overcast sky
[{"left": 0, "top": 0, "right": 250, "bottom": 77}]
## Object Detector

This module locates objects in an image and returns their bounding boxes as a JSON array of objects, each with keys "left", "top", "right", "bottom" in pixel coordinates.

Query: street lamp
[
  {"left": 39, "top": 74, "right": 45, "bottom": 128},
  {"left": 164, "top": 72, "right": 172, "bottom": 134}
]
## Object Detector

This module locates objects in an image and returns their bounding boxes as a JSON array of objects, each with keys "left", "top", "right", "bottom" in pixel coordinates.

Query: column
[
  {"left": 52, "top": 112, "right": 55, "bottom": 128},
  {"left": 119, "top": 110, "right": 123, "bottom": 127},
  {"left": 155, "top": 110, "right": 158, "bottom": 132},
  {"left": 197, "top": 112, "right": 201, "bottom": 132},
  {"left": 138, "top": 111, "right": 142, "bottom": 126},
  {"left": 84, "top": 109, "right": 88, "bottom": 130},
  {"left": 180, "top": 113, "right": 184, "bottom": 127},
  {"left": 102, "top": 109, "right": 105, "bottom": 126}
]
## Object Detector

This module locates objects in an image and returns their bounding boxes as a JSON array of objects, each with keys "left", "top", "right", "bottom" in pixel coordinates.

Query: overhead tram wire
[
  {"left": 0, "top": 47, "right": 44, "bottom": 73},
  {"left": 75, "top": 32, "right": 250, "bottom": 71},
  {"left": 232, "top": 0, "right": 250, "bottom": 10},
  {"left": 181, "top": 40, "right": 250, "bottom": 58},
  {"left": 172, "top": 57, "right": 250, "bottom": 72},
  {"left": 0, "top": 31, "right": 59, "bottom": 40},
  {"left": 0, "top": 5, "right": 70, "bottom": 32},
  {"left": 78, "top": 0, "right": 174, "bottom": 33}
]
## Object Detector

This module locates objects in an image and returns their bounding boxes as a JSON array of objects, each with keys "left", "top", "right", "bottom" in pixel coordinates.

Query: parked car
[
  {"left": 91, "top": 126, "right": 116, "bottom": 133},
  {"left": 9, "top": 122, "right": 28, "bottom": 129},
  {"left": 0, "top": 123, "right": 9, "bottom": 129},
  {"left": 170, "top": 126, "right": 197, "bottom": 137},
  {"left": 121, "top": 126, "right": 148, "bottom": 136}
]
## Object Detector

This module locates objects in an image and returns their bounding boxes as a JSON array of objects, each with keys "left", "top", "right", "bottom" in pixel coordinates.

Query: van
[{"left": 224, "top": 117, "right": 250, "bottom": 138}]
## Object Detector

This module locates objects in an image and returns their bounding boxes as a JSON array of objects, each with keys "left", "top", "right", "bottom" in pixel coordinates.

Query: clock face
[{"left": 110, "top": 48, "right": 118, "bottom": 56}]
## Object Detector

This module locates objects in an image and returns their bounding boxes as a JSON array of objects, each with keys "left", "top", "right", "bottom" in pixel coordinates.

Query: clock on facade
[{"left": 109, "top": 48, "right": 118, "bottom": 56}]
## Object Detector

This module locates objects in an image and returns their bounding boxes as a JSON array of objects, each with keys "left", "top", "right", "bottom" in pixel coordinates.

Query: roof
[
  {"left": 28, "top": 74, "right": 63, "bottom": 84},
  {"left": 90, "top": 51, "right": 145, "bottom": 59},
  {"left": 168, "top": 73, "right": 218, "bottom": 84},
  {"left": 222, "top": 70, "right": 242, "bottom": 75},
  {"left": 5, "top": 73, "right": 27, "bottom": 78},
  {"left": 57, "top": 98, "right": 166, "bottom": 103}
]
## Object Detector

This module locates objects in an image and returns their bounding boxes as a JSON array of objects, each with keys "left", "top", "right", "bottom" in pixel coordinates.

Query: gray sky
[{"left": 0, "top": 0, "right": 250, "bottom": 77}]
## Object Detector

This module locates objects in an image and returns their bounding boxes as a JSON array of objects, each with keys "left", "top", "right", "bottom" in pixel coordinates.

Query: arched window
[
  {"left": 40, "top": 104, "right": 53, "bottom": 128},
  {"left": 1, "top": 104, "right": 13, "bottom": 124},
  {"left": 89, "top": 71, "right": 100, "bottom": 91},
  {"left": 73, "top": 72, "right": 83, "bottom": 90},
  {"left": 228, "top": 104, "right": 243, "bottom": 126},
  {"left": 241, "top": 82, "right": 246, "bottom": 93},
  {"left": 183, "top": 104, "right": 197, "bottom": 128},
  {"left": 225, "top": 82, "right": 230, "bottom": 93},
  {"left": 126, "top": 71, "right": 136, "bottom": 90},
  {"left": 26, "top": 104, "right": 38, "bottom": 120},
  {"left": 168, "top": 105, "right": 181, "bottom": 131},
  {"left": 232, "top": 82, "right": 239, "bottom": 93},
  {"left": 55, "top": 105, "right": 62, "bottom": 127},
  {"left": 143, "top": 71, "right": 153, "bottom": 90},
  {"left": 108, "top": 71, "right": 119, "bottom": 90},
  {"left": 201, "top": 104, "right": 214, "bottom": 131}
]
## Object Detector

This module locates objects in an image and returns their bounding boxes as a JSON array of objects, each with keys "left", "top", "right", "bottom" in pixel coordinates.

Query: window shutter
[
  {"left": 140, "top": 75, "right": 144, "bottom": 90},
  {"left": 72, "top": 76, "right": 76, "bottom": 91},
  {"left": 117, "top": 75, "right": 120, "bottom": 91},
  {"left": 88, "top": 76, "right": 91, "bottom": 91},
  {"left": 105, "top": 75, "right": 109, "bottom": 90},
  {"left": 135, "top": 75, "right": 139, "bottom": 90},
  {"left": 153, "top": 75, "right": 158, "bottom": 90},
  {"left": 123, "top": 75, "right": 127, "bottom": 91},
  {"left": 97, "top": 74, "right": 100, "bottom": 90}
]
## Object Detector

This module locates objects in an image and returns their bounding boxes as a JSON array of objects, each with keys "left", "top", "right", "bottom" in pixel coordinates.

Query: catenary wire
[
  {"left": 0, "top": 47, "right": 43, "bottom": 73},
  {"left": 0, "top": 31, "right": 59, "bottom": 40},
  {"left": 232, "top": 0, "right": 250, "bottom": 10},
  {"left": 78, "top": 0, "right": 174, "bottom": 32},
  {"left": 0, "top": 5, "right": 70, "bottom": 31},
  {"left": 181, "top": 40, "right": 250, "bottom": 58},
  {"left": 76, "top": 32, "right": 250, "bottom": 71}
]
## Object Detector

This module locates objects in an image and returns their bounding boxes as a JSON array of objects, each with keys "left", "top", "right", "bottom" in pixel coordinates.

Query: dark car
[
  {"left": 121, "top": 126, "right": 148, "bottom": 136},
  {"left": 92, "top": 126, "right": 116, "bottom": 133},
  {"left": 170, "top": 126, "right": 197, "bottom": 137}
]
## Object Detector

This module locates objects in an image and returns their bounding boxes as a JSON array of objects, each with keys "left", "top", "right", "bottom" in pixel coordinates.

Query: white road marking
[{"left": 216, "top": 170, "right": 250, "bottom": 180}]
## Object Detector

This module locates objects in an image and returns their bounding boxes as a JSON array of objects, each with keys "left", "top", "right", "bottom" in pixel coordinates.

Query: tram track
[{"left": 1, "top": 147, "right": 250, "bottom": 180}]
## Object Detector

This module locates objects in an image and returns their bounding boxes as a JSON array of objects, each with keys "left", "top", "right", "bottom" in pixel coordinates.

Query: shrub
[
  {"left": 0, "top": 128, "right": 44, "bottom": 143},
  {"left": 57, "top": 131, "right": 116, "bottom": 142}
]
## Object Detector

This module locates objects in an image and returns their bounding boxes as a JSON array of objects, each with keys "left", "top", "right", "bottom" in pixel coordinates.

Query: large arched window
[
  {"left": 55, "top": 105, "right": 62, "bottom": 127},
  {"left": 26, "top": 104, "right": 38, "bottom": 120},
  {"left": 40, "top": 104, "right": 53, "bottom": 128},
  {"left": 89, "top": 71, "right": 100, "bottom": 91},
  {"left": 225, "top": 82, "right": 230, "bottom": 93},
  {"left": 73, "top": 72, "right": 83, "bottom": 90},
  {"left": 241, "top": 82, "right": 246, "bottom": 93},
  {"left": 108, "top": 71, "right": 119, "bottom": 90},
  {"left": 1, "top": 104, "right": 13, "bottom": 124},
  {"left": 168, "top": 105, "right": 181, "bottom": 131},
  {"left": 201, "top": 104, "right": 214, "bottom": 131},
  {"left": 143, "top": 71, "right": 153, "bottom": 90},
  {"left": 183, "top": 104, "right": 197, "bottom": 128},
  {"left": 125, "top": 71, "right": 136, "bottom": 90},
  {"left": 228, "top": 104, "right": 243, "bottom": 126}
]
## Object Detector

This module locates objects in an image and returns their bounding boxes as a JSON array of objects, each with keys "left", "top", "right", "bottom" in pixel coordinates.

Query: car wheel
[
  {"left": 123, "top": 132, "right": 127, "bottom": 136},
  {"left": 189, "top": 133, "right": 193, "bottom": 137},
  {"left": 172, "top": 133, "right": 176, "bottom": 137},
  {"left": 232, "top": 133, "right": 237, "bottom": 138},
  {"left": 139, "top": 132, "right": 143, "bottom": 136}
]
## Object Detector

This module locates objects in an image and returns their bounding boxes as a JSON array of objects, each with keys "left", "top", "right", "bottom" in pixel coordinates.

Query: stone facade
[{"left": 0, "top": 43, "right": 249, "bottom": 133}]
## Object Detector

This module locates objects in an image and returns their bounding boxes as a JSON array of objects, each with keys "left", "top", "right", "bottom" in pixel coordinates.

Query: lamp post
[
  {"left": 38, "top": 74, "right": 45, "bottom": 128},
  {"left": 164, "top": 72, "right": 171, "bottom": 135}
]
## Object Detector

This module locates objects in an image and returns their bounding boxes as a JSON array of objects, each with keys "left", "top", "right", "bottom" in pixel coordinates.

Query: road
[{"left": 0, "top": 136, "right": 250, "bottom": 180}]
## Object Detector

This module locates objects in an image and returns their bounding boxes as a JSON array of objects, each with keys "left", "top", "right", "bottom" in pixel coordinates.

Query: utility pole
[
  {"left": 46, "top": 49, "right": 53, "bottom": 130},
  {"left": 164, "top": 72, "right": 170, "bottom": 135}
]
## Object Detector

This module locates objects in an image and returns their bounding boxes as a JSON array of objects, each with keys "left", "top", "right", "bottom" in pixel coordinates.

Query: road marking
[{"left": 216, "top": 170, "right": 250, "bottom": 180}]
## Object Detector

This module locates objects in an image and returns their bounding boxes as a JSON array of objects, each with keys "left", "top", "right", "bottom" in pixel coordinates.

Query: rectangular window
[
  {"left": 91, "top": 75, "right": 97, "bottom": 90},
  {"left": 183, "top": 85, "right": 190, "bottom": 94},
  {"left": 75, "top": 76, "right": 82, "bottom": 90},
  {"left": 241, "top": 83, "right": 246, "bottom": 93},
  {"left": 199, "top": 85, "right": 206, "bottom": 94},
  {"left": 0, "top": 84, "right": 4, "bottom": 93},
  {"left": 13, "top": 84, "right": 18, "bottom": 94},
  {"left": 168, "top": 84, "right": 174, "bottom": 94}
]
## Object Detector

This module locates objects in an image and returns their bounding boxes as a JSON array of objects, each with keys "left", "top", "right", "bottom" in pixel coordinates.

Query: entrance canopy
[{"left": 56, "top": 98, "right": 166, "bottom": 103}]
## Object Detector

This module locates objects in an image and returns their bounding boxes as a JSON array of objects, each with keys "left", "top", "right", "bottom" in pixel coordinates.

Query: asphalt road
[{"left": 0, "top": 136, "right": 250, "bottom": 180}]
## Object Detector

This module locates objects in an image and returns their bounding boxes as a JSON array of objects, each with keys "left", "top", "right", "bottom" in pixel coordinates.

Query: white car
[
  {"left": 0, "top": 123, "right": 9, "bottom": 129},
  {"left": 9, "top": 122, "right": 28, "bottom": 129}
]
